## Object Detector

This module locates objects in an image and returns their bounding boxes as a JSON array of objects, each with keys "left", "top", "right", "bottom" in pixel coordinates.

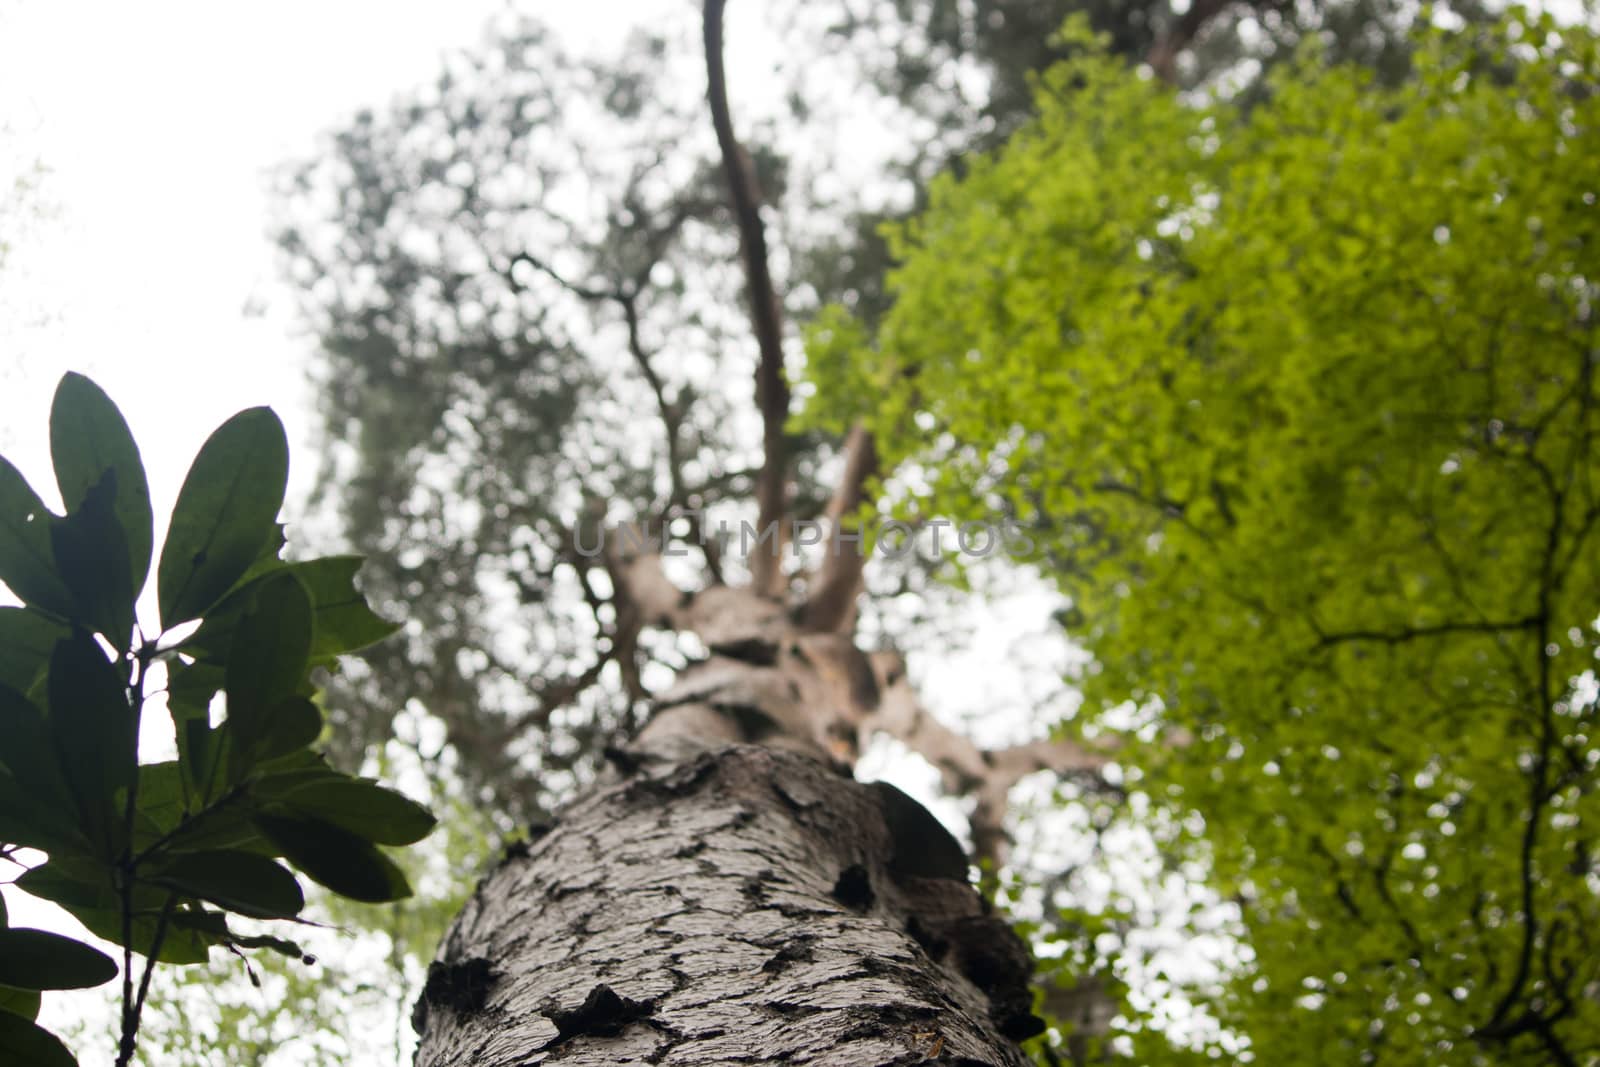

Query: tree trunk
[{"left": 412, "top": 743, "right": 1043, "bottom": 1066}]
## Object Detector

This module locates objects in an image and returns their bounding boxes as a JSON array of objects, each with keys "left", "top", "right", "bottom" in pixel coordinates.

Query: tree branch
[
  {"left": 705, "top": 0, "right": 791, "bottom": 596},
  {"left": 799, "top": 424, "right": 879, "bottom": 633}
]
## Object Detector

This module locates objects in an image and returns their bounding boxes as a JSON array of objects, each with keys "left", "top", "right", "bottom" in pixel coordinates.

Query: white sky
[{"left": 0, "top": 1, "right": 683, "bottom": 509}]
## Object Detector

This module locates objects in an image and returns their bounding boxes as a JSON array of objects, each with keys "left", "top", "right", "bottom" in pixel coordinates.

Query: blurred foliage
[
  {"left": 271, "top": 0, "right": 1493, "bottom": 829},
  {"left": 807, "top": 9, "right": 1600, "bottom": 1062}
]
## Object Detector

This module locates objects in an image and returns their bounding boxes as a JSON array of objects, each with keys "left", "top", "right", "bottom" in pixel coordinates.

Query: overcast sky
[{"left": 0, "top": 0, "right": 705, "bottom": 509}]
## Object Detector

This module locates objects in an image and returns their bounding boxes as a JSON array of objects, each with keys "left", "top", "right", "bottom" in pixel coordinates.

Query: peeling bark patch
[
  {"left": 542, "top": 984, "right": 656, "bottom": 1047},
  {"left": 831, "top": 863, "right": 874, "bottom": 911},
  {"left": 412, "top": 956, "right": 496, "bottom": 1033}
]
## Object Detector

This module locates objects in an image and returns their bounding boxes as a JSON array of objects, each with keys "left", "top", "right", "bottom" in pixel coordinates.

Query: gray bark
[{"left": 412, "top": 744, "right": 1043, "bottom": 1066}]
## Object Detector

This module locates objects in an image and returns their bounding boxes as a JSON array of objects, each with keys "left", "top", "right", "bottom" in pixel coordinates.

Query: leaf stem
[{"left": 114, "top": 641, "right": 153, "bottom": 1067}]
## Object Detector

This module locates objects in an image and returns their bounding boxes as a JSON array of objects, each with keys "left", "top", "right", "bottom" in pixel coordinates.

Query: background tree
[
  {"left": 807, "top": 12, "right": 1600, "bottom": 1063},
  {"left": 272, "top": 0, "right": 1488, "bottom": 828},
  {"left": 271, "top": 0, "right": 1510, "bottom": 1059}
]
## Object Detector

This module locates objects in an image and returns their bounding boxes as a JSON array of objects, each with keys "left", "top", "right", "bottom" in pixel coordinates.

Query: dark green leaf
[
  {"left": 254, "top": 697, "right": 323, "bottom": 763},
  {"left": 34, "top": 894, "right": 214, "bottom": 965},
  {"left": 0, "top": 928, "right": 118, "bottom": 990},
  {"left": 48, "top": 471, "right": 135, "bottom": 649},
  {"left": 49, "top": 371, "right": 154, "bottom": 598},
  {"left": 0, "top": 608, "right": 66, "bottom": 698},
  {"left": 270, "top": 777, "right": 436, "bottom": 846},
  {"left": 0, "top": 768, "right": 84, "bottom": 854},
  {"left": 181, "top": 556, "right": 397, "bottom": 664},
  {"left": 0, "top": 456, "right": 72, "bottom": 617},
  {"left": 0, "top": 682, "right": 69, "bottom": 804},
  {"left": 182, "top": 718, "right": 214, "bottom": 799},
  {"left": 132, "top": 760, "right": 187, "bottom": 846},
  {"left": 154, "top": 799, "right": 267, "bottom": 857},
  {"left": 253, "top": 812, "right": 412, "bottom": 903},
  {"left": 47, "top": 631, "right": 136, "bottom": 853},
  {"left": 149, "top": 850, "right": 304, "bottom": 919},
  {"left": 223, "top": 573, "right": 313, "bottom": 776},
  {"left": 0, "top": 1011, "right": 77, "bottom": 1067},
  {"left": 156, "top": 407, "right": 288, "bottom": 629},
  {"left": 15, "top": 860, "right": 122, "bottom": 913},
  {"left": 0, "top": 985, "right": 41, "bottom": 1021}
]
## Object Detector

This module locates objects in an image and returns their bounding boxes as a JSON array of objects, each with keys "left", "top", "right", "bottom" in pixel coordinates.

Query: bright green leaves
[
  {"left": 157, "top": 407, "right": 289, "bottom": 629},
  {"left": 806, "top": 12, "right": 1600, "bottom": 1064},
  {"left": 0, "top": 373, "right": 426, "bottom": 1067}
]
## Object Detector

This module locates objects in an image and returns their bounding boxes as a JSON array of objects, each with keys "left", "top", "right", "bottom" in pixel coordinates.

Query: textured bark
[
  {"left": 413, "top": 744, "right": 1042, "bottom": 1066},
  {"left": 412, "top": 5, "right": 1123, "bottom": 1061}
]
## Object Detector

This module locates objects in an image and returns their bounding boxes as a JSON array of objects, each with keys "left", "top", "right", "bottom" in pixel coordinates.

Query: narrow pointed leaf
[
  {"left": 49, "top": 371, "right": 154, "bottom": 597},
  {"left": 157, "top": 407, "right": 288, "bottom": 629}
]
